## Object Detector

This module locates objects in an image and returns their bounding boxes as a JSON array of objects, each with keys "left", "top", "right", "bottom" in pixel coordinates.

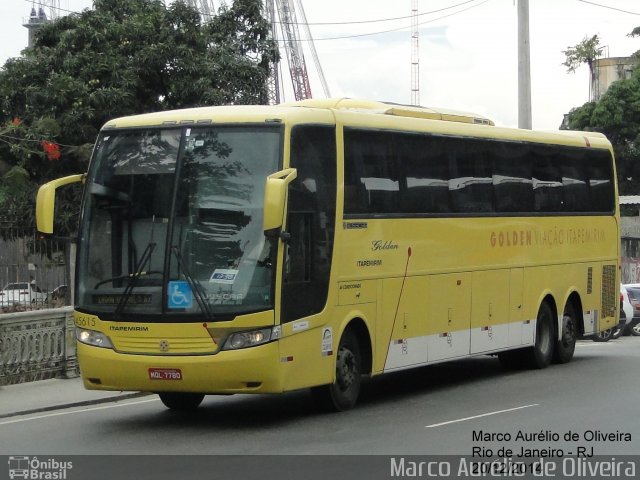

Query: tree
[
  {"left": 0, "top": 0, "right": 278, "bottom": 235},
  {"left": 562, "top": 34, "right": 604, "bottom": 100},
  {"left": 565, "top": 61, "right": 640, "bottom": 195}
]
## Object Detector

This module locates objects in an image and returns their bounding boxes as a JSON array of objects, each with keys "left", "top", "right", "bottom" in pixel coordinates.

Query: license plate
[{"left": 148, "top": 368, "right": 182, "bottom": 380}]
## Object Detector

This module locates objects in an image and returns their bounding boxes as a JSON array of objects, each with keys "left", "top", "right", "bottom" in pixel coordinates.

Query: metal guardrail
[{"left": 0, "top": 307, "right": 78, "bottom": 386}]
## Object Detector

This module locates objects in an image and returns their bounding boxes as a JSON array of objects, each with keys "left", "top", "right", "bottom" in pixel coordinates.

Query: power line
[
  {"left": 275, "top": 0, "right": 481, "bottom": 25},
  {"left": 22, "top": 0, "right": 492, "bottom": 27},
  {"left": 19, "top": 0, "right": 493, "bottom": 43},
  {"left": 277, "top": 0, "right": 492, "bottom": 42},
  {"left": 576, "top": 0, "right": 640, "bottom": 15},
  {"left": 21, "top": 0, "right": 82, "bottom": 17}
]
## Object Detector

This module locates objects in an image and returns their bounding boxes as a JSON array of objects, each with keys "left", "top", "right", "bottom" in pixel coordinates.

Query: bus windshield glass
[{"left": 77, "top": 125, "right": 282, "bottom": 319}]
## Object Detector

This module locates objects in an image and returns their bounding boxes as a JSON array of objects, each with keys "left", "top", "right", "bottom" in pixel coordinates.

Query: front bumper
[{"left": 77, "top": 341, "right": 285, "bottom": 394}]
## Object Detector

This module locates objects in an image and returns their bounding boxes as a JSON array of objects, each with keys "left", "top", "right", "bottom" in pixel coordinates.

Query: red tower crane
[{"left": 186, "top": 0, "right": 329, "bottom": 103}]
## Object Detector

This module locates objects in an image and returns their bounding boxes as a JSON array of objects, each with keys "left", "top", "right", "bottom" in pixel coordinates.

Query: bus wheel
[
  {"left": 553, "top": 303, "right": 577, "bottom": 364},
  {"left": 311, "top": 329, "right": 362, "bottom": 412},
  {"left": 158, "top": 392, "right": 205, "bottom": 411},
  {"left": 525, "top": 302, "right": 554, "bottom": 369}
]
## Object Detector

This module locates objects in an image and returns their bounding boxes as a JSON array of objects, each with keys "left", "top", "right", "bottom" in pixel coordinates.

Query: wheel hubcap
[
  {"left": 336, "top": 348, "right": 357, "bottom": 391},
  {"left": 561, "top": 315, "right": 575, "bottom": 346},
  {"left": 539, "top": 320, "right": 552, "bottom": 355}
]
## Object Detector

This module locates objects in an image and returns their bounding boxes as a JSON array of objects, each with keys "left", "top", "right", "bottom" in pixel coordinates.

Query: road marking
[
  {"left": 425, "top": 404, "right": 539, "bottom": 428},
  {"left": 0, "top": 398, "right": 160, "bottom": 426}
]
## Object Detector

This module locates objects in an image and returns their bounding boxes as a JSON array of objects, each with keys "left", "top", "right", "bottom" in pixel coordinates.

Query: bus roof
[
  {"left": 285, "top": 98, "right": 495, "bottom": 126},
  {"left": 103, "top": 98, "right": 494, "bottom": 129},
  {"left": 102, "top": 98, "right": 611, "bottom": 150}
]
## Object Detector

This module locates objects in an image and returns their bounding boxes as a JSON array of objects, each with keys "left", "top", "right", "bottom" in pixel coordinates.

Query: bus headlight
[
  {"left": 222, "top": 326, "right": 280, "bottom": 351},
  {"left": 76, "top": 327, "right": 114, "bottom": 349}
]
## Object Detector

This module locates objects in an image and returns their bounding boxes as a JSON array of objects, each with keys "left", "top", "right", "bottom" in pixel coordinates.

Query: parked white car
[
  {"left": 0, "top": 282, "right": 47, "bottom": 307},
  {"left": 592, "top": 284, "right": 631, "bottom": 342},
  {"left": 621, "top": 284, "right": 633, "bottom": 322},
  {"left": 622, "top": 283, "right": 640, "bottom": 336}
]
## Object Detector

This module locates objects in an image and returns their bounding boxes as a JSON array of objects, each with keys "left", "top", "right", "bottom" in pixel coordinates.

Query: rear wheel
[
  {"left": 524, "top": 302, "right": 555, "bottom": 369},
  {"left": 632, "top": 323, "right": 640, "bottom": 337},
  {"left": 553, "top": 303, "right": 577, "bottom": 364},
  {"left": 158, "top": 392, "right": 205, "bottom": 411},
  {"left": 311, "top": 329, "right": 362, "bottom": 412}
]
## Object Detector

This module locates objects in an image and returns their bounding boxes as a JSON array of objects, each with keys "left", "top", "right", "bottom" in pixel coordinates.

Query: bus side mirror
[
  {"left": 263, "top": 168, "right": 297, "bottom": 233},
  {"left": 36, "top": 174, "right": 85, "bottom": 234}
]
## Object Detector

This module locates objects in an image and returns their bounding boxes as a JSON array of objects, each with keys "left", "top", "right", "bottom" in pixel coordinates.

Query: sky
[{"left": 0, "top": 0, "right": 639, "bottom": 130}]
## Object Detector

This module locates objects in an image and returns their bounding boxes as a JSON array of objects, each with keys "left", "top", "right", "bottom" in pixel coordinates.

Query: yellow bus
[{"left": 37, "top": 98, "right": 620, "bottom": 411}]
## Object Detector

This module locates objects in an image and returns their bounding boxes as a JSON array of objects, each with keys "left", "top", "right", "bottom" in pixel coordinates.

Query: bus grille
[
  {"left": 601, "top": 264, "right": 616, "bottom": 318},
  {"left": 112, "top": 337, "right": 218, "bottom": 355}
]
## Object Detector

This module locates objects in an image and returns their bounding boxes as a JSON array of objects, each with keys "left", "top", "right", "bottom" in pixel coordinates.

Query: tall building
[
  {"left": 591, "top": 57, "right": 636, "bottom": 101},
  {"left": 23, "top": 1, "right": 60, "bottom": 48}
]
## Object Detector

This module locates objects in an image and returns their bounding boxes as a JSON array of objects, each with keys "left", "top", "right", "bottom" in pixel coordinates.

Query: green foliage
[
  {"left": 564, "top": 26, "right": 640, "bottom": 195},
  {"left": 0, "top": 0, "right": 277, "bottom": 235},
  {"left": 566, "top": 68, "right": 640, "bottom": 194},
  {"left": 562, "top": 34, "right": 603, "bottom": 74}
]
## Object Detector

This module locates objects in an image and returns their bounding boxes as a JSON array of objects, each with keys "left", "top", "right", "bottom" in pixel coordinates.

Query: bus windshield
[{"left": 77, "top": 125, "right": 282, "bottom": 320}]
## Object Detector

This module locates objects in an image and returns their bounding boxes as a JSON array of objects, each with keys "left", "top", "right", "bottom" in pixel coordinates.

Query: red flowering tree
[{"left": 41, "top": 141, "right": 61, "bottom": 161}]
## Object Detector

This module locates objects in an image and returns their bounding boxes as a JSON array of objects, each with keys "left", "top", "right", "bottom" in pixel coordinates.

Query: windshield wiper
[
  {"left": 171, "top": 246, "right": 214, "bottom": 321},
  {"left": 115, "top": 242, "right": 156, "bottom": 316}
]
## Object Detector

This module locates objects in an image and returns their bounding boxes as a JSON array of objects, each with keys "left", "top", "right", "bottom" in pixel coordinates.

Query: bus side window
[
  {"left": 396, "top": 132, "right": 451, "bottom": 214},
  {"left": 561, "top": 152, "right": 590, "bottom": 212},
  {"left": 493, "top": 143, "right": 533, "bottom": 213},
  {"left": 449, "top": 139, "right": 494, "bottom": 214},
  {"left": 344, "top": 129, "right": 398, "bottom": 215},
  {"left": 588, "top": 152, "right": 614, "bottom": 213},
  {"left": 533, "top": 147, "right": 563, "bottom": 212}
]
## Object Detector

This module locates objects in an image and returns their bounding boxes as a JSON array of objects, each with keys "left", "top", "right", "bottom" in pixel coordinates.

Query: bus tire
[
  {"left": 524, "top": 302, "right": 555, "bottom": 369},
  {"left": 158, "top": 392, "right": 205, "bottom": 411},
  {"left": 553, "top": 303, "right": 577, "bottom": 364},
  {"left": 311, "top": 329, "right": 362, "bottom": 412}
]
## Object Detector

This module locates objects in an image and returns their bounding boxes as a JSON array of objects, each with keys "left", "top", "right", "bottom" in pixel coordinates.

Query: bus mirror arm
[
  {"left": 36, "top": 174, "right": 86, "bottom": 234},
  {"left": 263, "top": 168, "right": 298, "bottom": 233}
]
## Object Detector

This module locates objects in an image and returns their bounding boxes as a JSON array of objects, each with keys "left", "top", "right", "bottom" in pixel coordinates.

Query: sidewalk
[{"left": 0, "top": 377, "right": 148, "bottom": 418}]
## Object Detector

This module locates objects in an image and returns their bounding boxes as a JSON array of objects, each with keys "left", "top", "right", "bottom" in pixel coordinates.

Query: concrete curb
[{"left": 0, "top": 391, "right": 152, "bottom": 420}]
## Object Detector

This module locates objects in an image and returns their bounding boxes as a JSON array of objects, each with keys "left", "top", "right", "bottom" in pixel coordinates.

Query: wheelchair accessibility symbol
[{"left": 168, "top": 281, "right": 193, "bottom": 309}]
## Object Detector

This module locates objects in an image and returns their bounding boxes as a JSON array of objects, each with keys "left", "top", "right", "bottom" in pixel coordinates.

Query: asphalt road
[{"left": 2, "top": 337, "right": 639, "bottom": 457}]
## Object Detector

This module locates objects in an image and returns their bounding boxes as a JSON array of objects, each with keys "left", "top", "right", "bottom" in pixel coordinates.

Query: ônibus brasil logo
[{"left": 7, "top": 456, "right": 72, "bottom": 480}]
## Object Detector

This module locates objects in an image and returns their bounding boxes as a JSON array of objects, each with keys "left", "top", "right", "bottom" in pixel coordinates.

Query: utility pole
[
  {"left": 411, "top": 0, "right": 420, "bottom": 106},
  {"left": 517, "top": 0, "right": 532, "bottom": 129}
]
